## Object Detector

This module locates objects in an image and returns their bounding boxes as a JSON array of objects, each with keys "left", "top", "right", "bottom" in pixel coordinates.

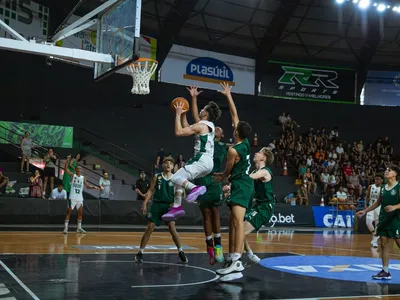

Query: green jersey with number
[
  {"left": 229, "top": 138, "right": 251, "bottom": 181},
  {"left": 252, "top": 167, "right": 275, "bottom": 204},
  {"left": 153, "top": 173, "right": 174, "bottom": 203},
  {"left": 378, "top": 182, "right": 400, "bottom": 226},
  {"left": 212, "top": 140, "right": 227, "bottom": 173}
]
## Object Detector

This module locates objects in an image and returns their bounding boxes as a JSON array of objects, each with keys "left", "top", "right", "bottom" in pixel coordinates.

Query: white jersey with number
[
  {"left": 69, "top": 174, "right": 84, "bottom": 201},
  {"left": 194, "top": 120, "right": 215, "bottom": 157},
  {"left": 369, "top": 184, "right": 381, "bottom": 206}
]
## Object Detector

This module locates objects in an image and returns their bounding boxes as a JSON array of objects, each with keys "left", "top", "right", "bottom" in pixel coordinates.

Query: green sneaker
[{"left": 215, "top": 245, "right": 224, "bottom": 263}]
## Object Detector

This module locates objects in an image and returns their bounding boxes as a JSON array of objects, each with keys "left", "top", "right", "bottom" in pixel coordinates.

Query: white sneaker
[
  {"left": 216, "top": 260, "right": 244, "bottom": 275},
  {"left": 63, "top": 228, "right": 68, "bottom": 234},
  {"left": 219, "top": 272, "right": 243, "bottom": 282},
  {"left": 372, "top": 238, "right": 379, "bottom": 248},
  {"left": 77, "top": 228, "right": 86, "bottom": 234},
  {"left": 245, "top": 254, "right": 261, "bottom": 267}
]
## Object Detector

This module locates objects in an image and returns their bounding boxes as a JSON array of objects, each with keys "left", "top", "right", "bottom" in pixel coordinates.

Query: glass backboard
[{"left": 94, "top": 0, "right": 141, "bottom": 81}]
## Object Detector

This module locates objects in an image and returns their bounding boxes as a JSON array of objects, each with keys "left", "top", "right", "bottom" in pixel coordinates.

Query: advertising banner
[
  {"left": 160, "top": 45, "right": 255, "bottom": 95},
  {"left": 364, "top": 71, "right": 400, "bottom": 106},
  {"left": 312, "top": 206, "right": 354, "bottom": 228},
  {"left": 259, "top": 61, "right": 356, "bottom": 103},
  {"left": 268, "top": 205, "right": 315, "bottom": 227},
  {"left": 0, "top": 121, "right": 73, "bottom": 148},
  {"left": 0, "top": 0, "right": 49, "bottom": 40}
]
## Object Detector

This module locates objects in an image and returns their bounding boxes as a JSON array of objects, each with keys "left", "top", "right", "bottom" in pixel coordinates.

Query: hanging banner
[
  {"left": 160, "top": 45, "right": 255, "bottom": 95},
  {"left": 364, "top": 71, "right": 400, "bottom": 106},
  {"left": 259, "top": 61, "right": 356, "bottom": 103},
  {"left": 0, "top": 121, "right": 73, "bottom": 148}
]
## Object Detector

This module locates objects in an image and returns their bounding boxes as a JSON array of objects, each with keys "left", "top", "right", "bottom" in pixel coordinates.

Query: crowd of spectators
[{"left": 274, "top": 112, "right": 395, "bottom": 208}]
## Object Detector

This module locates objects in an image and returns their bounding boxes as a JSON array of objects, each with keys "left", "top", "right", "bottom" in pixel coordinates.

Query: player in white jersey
[
  {"left": 366, "top": 174, "right": 383, "bottom": 248},
  {"left": 63, "top": 163, "right": 102, "bottom": 234},
  {"left": 162, "top": 94, "right": 222, "bottom": 221}
]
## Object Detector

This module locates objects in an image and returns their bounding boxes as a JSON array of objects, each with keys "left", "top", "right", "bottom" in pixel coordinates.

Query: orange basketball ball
[{"left": 171, "top": 97, "right": 189, "bottom": 112}]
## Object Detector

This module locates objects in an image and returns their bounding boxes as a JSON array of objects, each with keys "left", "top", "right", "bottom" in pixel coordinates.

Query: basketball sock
[
  {"left": 226, "top": 253, "right": 232, "bottom": 262},
  {"left": 178, "top": 247, "right": 183, "bottom": 253},
  {"left": 383, "top": 266, "right": 389, "bottom": 272},
  {"left": 184, "top": 181, "right": 196, "bottom": 191},
  {"left": 231, "top": 253, "right": 241, "bottom": 262},
  {"left": 172, "top": 188, "right": 183, "bottom": 208},
  {"left": 140, "top": 249, "right": 144, "bottom": 254},
  {"left": 77, "top": 220, "right": 82, "bottom": 229},
  {"left": 64, "top": 220, "right": 69, "bottom": 228},
  {"left": 247, "top": 250, "right": 254, "bottom": 257},
  {"left": 213, "top": 233, "right": 221, "bottom": 246},
  {"left": 206, "top": 236, "right": 213, "bottom": 248}
]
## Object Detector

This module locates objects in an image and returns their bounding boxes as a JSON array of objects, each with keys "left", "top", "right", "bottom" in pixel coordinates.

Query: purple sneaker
[
  {"left": 186, "top": 186, "right": 207, "bottom": 203},
  {"left": 162, "top": 206, "right": 185, "bottom": 222}
]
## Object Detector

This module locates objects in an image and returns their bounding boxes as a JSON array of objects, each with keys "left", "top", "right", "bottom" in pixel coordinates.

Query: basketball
[{"left": 171, "top": 97, "right": 189, "bottom": 112}]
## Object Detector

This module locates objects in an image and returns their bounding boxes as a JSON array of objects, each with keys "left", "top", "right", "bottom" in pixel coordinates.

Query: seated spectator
[
  {"left": 268, "top": 140, "right": 276, "bottom": 151},
  {"left": 327, "top": 158, "right": 336, "bottom": 171},
  {"left": 347, "top": 171, "right": 362, "bottom": 196},
  {"left": 304, "top": 168, "right": 317, "bottom": 194},
  {"left": 29, "top": 169, "right": 43, "bottom": 198},
  {"left": 298, "top": 160, "right": 307, "bottom": 179},
  {"left": 49, "top": 183, "right": 67, "bottom": 200},
  {"left": 320, "top": 168, "right": 330, "bottom": 194},
  {"left": 343, "top": 162, "right": 352, "bottom": 181},
  {"left": 336, "top": 143, "right": 344, "bottom": 159},
  {"left": 0, "top": 168, "right": 9, "bottom": 193},
  {"left": 135, "top": 170, "right": 150, "bottom": 200},
  {"left": 295, "top": 185, "right": 308, "bottom": 206},
  {"left": 279, "top": 112, "right": 287, "bottom": 131},
  {"left": 99, "top": 172, "right": 112, "bottom": 200},
  {"left": 336, "top": 186, "right": 347, "bottom": 200},
  {"left": 329, "top": 126, "right": 339, "bottom": 142}
]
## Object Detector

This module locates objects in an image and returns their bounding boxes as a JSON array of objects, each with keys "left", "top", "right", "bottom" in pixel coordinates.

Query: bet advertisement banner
[
  {"left": 259, "top": 61, "right": 356, "bottom": 103},
  {"left": 160, "top": 45, "right": 255, "bottom": 95},
  {"left": 0, "top": 121, "right": 73, "bottom": 148},
  {"left": 364, "top": 71, "right": 400, "bottom": 106}
]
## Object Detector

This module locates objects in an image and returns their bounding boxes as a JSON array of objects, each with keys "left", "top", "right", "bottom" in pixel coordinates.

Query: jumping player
[
  {"left": 357, "top": 166, "right": 400, "bottom": 280},
  {"left": 63, "top": 161, "right": 101, "bottom": 234},
  {"left": 365, "top": 174, "right": 383, "bottom": 248},
  {"left": 187, "top": 84, "right": 227, "bottom": 264},
  {"left": 161, "top": 97, "right": 222, "bottom": 221},
  {"left": 214, "top": 82, "right": 253, "bottom": 280},
  {"left": 135, "top": 157, "right": 188, "bottom": 264}
]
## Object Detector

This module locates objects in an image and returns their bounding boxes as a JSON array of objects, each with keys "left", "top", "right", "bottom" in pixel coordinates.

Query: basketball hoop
[{"left": 127, "top": 58, "right": 158, "bottom": 95}]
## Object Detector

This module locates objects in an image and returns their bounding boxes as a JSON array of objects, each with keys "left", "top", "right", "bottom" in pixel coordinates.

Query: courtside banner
[
  {"left": 268, "top": 205, "right": 315, "bottom": 227},
  {"left": 312, "top": 206, "right": 355, "bottom": 228},
  {"left": 259, "top": 61, "right": 356, "bottom": 103},
  {"left": 160, "top": 45, "right": 255, "bottom": 95}
]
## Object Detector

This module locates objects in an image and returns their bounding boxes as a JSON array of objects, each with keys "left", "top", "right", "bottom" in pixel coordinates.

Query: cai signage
[
  {"left": 364, "top": 71, "right": 400, "bottom": 106},
  {"left": 259, "top": 61, "right": 356, "bottom": 103},
  {"left": 160, "top": 45, "right": 255, "bottom": 95}
]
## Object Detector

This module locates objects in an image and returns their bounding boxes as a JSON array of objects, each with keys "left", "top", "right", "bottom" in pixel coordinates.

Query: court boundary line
[
  {"left": 0, "top": 260, "right": 40, "bottom": 300},
  {"left": 289, "top": 294, "right": 400, "bottom": 299},
  {"left": 82, "top": 260, "right": 220, "bottom": 288}
]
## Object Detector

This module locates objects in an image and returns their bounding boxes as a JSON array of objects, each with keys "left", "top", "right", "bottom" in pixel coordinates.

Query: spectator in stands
[
  {"left": 295, "top": 185, "right": 308, "bottom": 205},
  {"left": 343, "top": 162, "right": 352, "bottom": 181},
  {"left": 43, "top": 148, "right": 57, "bottom": 198},
  {"left": 29, "top": 169, "right": 43, "bottom": 198},
  {"left": 298, "top": 160, "right": 307, "bottom": 179},
  {"left": 99, "top": 172, "right": 112, "bottom": 200},
  {"left": 329, "top": 126, "right": 339, "bottom": 142},
  {"left": 49, "top": 183, "right": 67, "bottom": 200},
  {"left": 304, "top": 168, "right": 316, "bottom": 194},
  {"left": 174, "top": 154, "right": 186, "bottom": 173},
  {"left": 348, "top": 171, "right": 362, "bottom": 196},
  {"left": 278, "top": 112, "right": 287, "bottom": 131},
  {"left": 320, "top": 168, "right": 330, "bottom": 194},
  {"left": 336, "top": 186, "right": 347, "bottom": 200},
  {"left": 20, "top": 131, "right": 32, "bottom": 173},
  {"left": 135, "top": 170, "right": 150, "bottom": 200},
  {"left": 0, "top": 168, "right": 9, "bottom": 194},
  {"left": 155, "top": 146, "right": 164, "bottom": 171}
]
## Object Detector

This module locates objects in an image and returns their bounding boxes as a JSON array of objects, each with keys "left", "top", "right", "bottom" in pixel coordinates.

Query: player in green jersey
[
  {"left": 214, "top": 83, "right": 253, "bottom": 282},
  {"left": 188, "top": 85, "right": 228, "bottom": 265},
  {"left": 135, "top": 157, "right": 188, "bottom": 264},
  {"left": 357, "top": 165, "right": 400, "bottom": 280}
]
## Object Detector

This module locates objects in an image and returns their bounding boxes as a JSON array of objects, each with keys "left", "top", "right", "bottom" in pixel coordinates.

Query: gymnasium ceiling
[{"left": 43, "top": 0, "right": 400, "bottom": 68}]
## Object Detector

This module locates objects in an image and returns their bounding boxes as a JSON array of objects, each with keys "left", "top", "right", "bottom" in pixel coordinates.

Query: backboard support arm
[{"left": 0, "top": 19, "right": 28, "bottom": 42}]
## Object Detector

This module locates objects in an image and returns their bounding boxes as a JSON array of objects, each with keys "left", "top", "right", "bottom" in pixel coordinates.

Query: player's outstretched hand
[
  {"left": 187, "top": 84, "right": 202, "bottom": 97},
  {"left": 174, "top": 101, "right": 188, "bottom": 115},
  {"left": 141, "top": 202, "right": 148, "bottom": 215},
  {"left": 218, "top": 82, "right": 232, "bottom": 96},
  {"left": 356, "top": 210, "right": 366, "bottom": 218}
]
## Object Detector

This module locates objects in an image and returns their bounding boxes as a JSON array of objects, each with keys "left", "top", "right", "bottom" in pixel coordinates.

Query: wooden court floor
[{"left": 1, "top": 229, "right": 400, "bottom": 300}]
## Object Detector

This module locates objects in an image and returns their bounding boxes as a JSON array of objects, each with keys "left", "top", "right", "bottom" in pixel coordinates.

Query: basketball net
[{"left": 127, "top": 58, "right": 158, "bottom": 95}]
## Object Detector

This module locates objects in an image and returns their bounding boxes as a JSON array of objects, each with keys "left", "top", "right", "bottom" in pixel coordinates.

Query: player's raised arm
[
  {"left": 174, "top": 102, "right": 205, "bottom": 137},
  {"left": 219, "top": 82, "right": 239, "bottom": 128},
  {"left": 187, "top": 84, "right": 202, "bottom": 123},
  {"left": 181, "top": 112, "right": 190, "bottom": 128},
  {"left": 250, "top": 168, "right": 271, "bottom": 181}
]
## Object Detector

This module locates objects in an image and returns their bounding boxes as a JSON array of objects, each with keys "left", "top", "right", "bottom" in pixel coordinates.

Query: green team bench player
[
  {"left": 135, "top": 157, "right": 188, "bottom": 264},
  {"left": 357, "top": 165, "right": 400, "bottom": 280}
]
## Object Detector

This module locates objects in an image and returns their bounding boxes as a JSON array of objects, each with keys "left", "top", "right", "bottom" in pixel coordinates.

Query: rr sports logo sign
[
  {"left": 277, "top": 66, "right": 339, "bottom": 100},
  {"left": 183, "top": 57, "right": 235, "bottom": 86}
]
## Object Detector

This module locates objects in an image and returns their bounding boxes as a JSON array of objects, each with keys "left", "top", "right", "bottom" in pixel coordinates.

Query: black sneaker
[
  {"left": 178, "top": 251, "right": 188, "bottom": 264},
  {"left": 135, "top": 251, "right": 143, "bottom": 263},
  {"left": 372, "top": 270, "right": 392, "bottom": 280}
]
